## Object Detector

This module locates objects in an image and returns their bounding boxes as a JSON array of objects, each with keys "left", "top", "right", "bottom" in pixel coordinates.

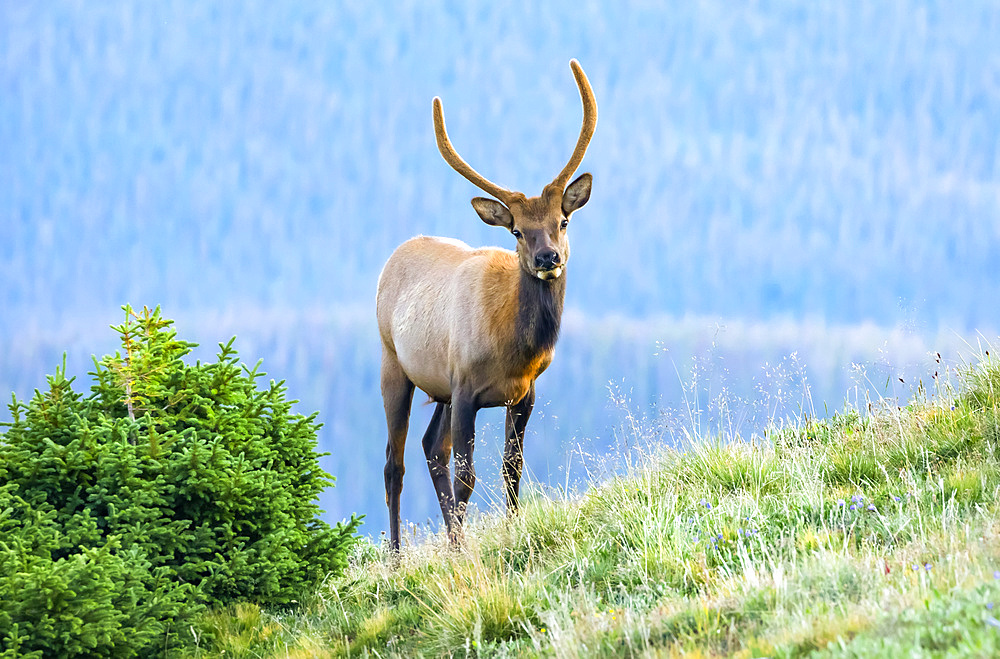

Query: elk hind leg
[
  {"left": 450, "top": 396, "right": 479, "bottom": 538},
  {"left": 422, "top": 402, "right": 458, "bottom": 540},
  {"left": 382, "top": 350, "right": 414, "bottom": 552}
]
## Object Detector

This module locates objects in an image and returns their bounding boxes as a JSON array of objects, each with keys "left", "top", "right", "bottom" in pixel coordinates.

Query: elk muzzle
[
  {"left": 529, "top": 238, "right": 565, "bottom": 279},
  {"left": 534, "top": 250, "right": 561, "bottom": 271}
]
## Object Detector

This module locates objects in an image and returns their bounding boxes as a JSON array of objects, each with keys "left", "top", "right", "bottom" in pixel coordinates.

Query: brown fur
[{"left": 378, "top": 61, "right": 597, "bottom": 551}]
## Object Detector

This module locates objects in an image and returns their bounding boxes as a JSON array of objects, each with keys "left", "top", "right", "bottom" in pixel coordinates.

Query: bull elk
[{"left": 377, "top": 60, "right": 597, "bottom": 551}]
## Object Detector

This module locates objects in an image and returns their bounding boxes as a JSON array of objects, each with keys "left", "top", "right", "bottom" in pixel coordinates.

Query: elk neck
[{"left": 514, "top": 265, "right": 566, "bottom": 355}]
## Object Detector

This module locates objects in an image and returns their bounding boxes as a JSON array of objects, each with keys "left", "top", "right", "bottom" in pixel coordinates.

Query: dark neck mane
[{"left": 515, "top": 269, "right": 566, "bottom": 354}]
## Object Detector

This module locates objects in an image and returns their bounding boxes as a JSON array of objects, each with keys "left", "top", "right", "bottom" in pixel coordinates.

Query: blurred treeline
[{"left": 3, "top": 1, "right": 999, "bottom": 529}]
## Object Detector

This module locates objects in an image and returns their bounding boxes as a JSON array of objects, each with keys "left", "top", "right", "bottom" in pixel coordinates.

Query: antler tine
[
  {"left": 433, "top": 97, "right": 515, "bottom": 205},
  {"left": 551, "top": 59, "right": 598, "bottom": 190}
]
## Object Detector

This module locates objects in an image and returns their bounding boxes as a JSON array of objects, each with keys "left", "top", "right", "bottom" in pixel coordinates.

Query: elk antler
[
  {"left": 551, "top": 59, "right": 598, "bottom": 191},
  {"left": 433, "top": 60, "right": 597, "bottom": 203},
  {"left": 433, "top": 97, "right": 516, "bottom": 206}
]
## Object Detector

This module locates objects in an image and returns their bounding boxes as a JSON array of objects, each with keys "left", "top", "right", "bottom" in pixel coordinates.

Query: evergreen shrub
[{"left": 0, "top": 306, "right": 361, "bottom": 656}]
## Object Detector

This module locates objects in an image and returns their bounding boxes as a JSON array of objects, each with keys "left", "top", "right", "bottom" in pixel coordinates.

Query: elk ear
[
  {"left": 471, "top": 197, "right": 514, "bottom": 229},
  {"left": 562, "top": 173, "right": 592, "bottom": 215}
]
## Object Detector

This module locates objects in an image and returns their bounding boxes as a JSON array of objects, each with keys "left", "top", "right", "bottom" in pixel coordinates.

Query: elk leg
[
  {"left": 382, "top": 350, "right": 414, "bottom": 552},
  {"left": 422, "top": 402, "right": 456, "bottom": 539},
  {"left": 503, "top": 383, "right": 535, "bottom": 514},
  {"left": 450, "top": 396, "right": 478, "bottom": 542}
]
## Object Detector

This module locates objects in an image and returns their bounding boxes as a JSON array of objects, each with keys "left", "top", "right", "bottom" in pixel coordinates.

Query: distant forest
[
  {"left": 4, "top": 2, "right": 1000, "bottom": 329},
  {"left": 4, "top": 1, "right": 1000, "bottom": 529}
]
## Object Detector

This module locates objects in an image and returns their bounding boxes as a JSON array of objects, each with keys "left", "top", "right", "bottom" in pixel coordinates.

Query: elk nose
[{"left": 535, "top": 251, "right": 560, "bottom": 270}]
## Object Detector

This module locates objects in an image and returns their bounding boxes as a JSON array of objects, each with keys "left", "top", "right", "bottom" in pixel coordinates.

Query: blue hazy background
[{"left": 3, "top": 1, "right": 1000, "bottom": 535}]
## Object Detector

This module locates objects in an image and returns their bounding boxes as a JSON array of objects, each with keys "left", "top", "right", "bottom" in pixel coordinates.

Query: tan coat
[
  {"left": 380, "top": 59, "right": 596, "bottom": 551},
  {"left": 377, "top": 236, "right": 553, "bottom": 408}
]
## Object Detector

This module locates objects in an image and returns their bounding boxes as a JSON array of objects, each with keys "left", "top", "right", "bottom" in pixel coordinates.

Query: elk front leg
[
  {"left": 503, "top": 383, "right": 535, "bottom": 514},
  {"left": 381, "top": 350, "right": 414, "bottom": 552},
  {"left": 450, "top": 396, "right": 478, "bottom": 543}
]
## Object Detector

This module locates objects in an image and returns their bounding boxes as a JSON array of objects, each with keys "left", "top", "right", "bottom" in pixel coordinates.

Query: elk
[{"left": 377, "top": 60, "right": 597, "bottom": 551}]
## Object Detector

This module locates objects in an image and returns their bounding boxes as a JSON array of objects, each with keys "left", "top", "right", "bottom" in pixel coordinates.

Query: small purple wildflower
[
  {"left": 867, "top": 504, "right": 877, "bottom": 512},
  {"left": 989, "top": 603, "right": 995, "bottom": 610},
  {"left": 851, "top": 495, "right": 864, "bottom": 503},
  {"left": 717, "top": 533, "right": 723, "bottom": 540},
  {"left": 912, "top": 564, "right": 920, "bottom": 571},
  {"left": 837, "top": 499, "right": 845, "bottom": 507},
  {"left": 850, "top": 504, "right": 858, "bottom": 511},
  {"left": 994, "top": 571, "right": 1000, "bottom": 580},
  {"left": 925, "top": 563, "right": 932, "bottom": 571},
  {"left": 893, "top": 496, "right": 901, "bottom": 502}
]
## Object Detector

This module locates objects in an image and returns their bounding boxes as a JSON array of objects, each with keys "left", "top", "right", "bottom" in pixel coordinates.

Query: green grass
[{"left": 186, "top": 350, "right": 1000, "bottom": 657}]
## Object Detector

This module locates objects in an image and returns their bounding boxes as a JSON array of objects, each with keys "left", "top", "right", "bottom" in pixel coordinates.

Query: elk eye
[
  {"left": 560, "top": 219, "right": 569, "bottom": 230},
  {"left": 512, "top": 229, "right": 522, "bottom": 239}
]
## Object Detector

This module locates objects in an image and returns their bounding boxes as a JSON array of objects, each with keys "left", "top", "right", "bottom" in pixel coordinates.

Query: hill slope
[{"left": 188, "top": 349, "right": 1000, "bottom": 657}]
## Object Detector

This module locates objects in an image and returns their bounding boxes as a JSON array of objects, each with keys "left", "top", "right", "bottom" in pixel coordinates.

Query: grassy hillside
[{"left": 187, "top": 350, "right": 1000, "bottom": 657}]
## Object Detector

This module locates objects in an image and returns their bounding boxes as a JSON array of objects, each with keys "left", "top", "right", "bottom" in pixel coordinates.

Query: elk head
[{"left": 432, "top": 60, "right": 597, "bottom": 281}]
